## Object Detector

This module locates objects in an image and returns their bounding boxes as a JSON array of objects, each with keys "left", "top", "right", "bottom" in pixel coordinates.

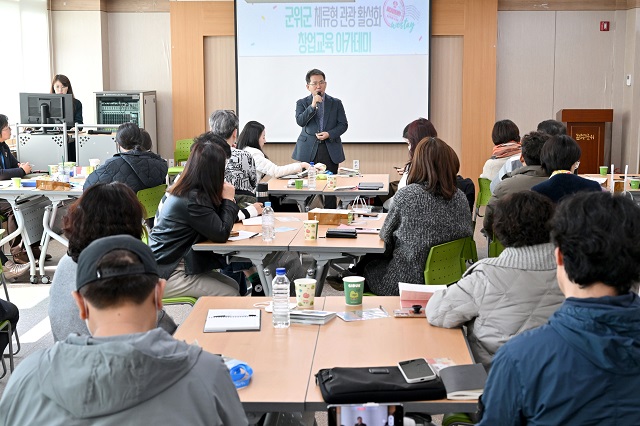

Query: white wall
[
  {"left": 107, "top": 12, "right": 173, "bottom": 158},
  {"left": 51, "top": 11, "right": 108, "bottom": 125},
  {"left": 497, "top": 10, "right": 638, "bottom": 171}
]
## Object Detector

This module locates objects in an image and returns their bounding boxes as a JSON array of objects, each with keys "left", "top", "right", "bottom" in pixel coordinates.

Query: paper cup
[
  {"left": 303, "top": 220, "right": 319, "bottom": 240},
  {"left": 327, "top": 175, "right": 337, "bottom": 189},
  {"left": 630, "top": 180, "right": 640, "bottom": 190},
  {"left": 295, "top": 179, "right": 304, "bottom": 189},
  {"left": 11, "top": 177, "right": 21, "bottom": 188},
  {"left": 294, "top": 278, "right": 316, "bottom": 308},
  {"left": 343, "top": 276, "right": 365, "bottom": 305},
  {"left": 599, "top": 166, "right": 608, "bottom": 176},
  {"left": 89, "top": 158, "right": 101, "bottom": 168},
  {"left": 48, "top": 164, "right": 59, "bottom": 175}
]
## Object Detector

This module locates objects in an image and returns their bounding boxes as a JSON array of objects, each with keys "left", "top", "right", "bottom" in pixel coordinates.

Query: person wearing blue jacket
[{"left": 478, "top": 191, "right": 640, "bottom": 425}]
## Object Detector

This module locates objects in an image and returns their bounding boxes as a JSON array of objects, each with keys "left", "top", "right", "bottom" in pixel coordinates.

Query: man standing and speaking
[{"left": 293, "top": 68, "right": 348, "bottom": 208}]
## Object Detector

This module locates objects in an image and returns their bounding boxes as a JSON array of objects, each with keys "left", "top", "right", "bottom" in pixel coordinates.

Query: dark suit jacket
[
  {"left": 292, "top": 93, "right": 348, "bottom": 164},
  {"left": 531, "top": 173, "right": 602, "bottom": 203}
]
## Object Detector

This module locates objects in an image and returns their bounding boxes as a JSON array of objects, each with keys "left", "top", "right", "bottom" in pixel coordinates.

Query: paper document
[
  {"left": 241, "top": 217, "right": 263, "bottom": 226},
  {"left": 275, "top": 216, "right": 300, "bottom": 222},
  {"left": 204, "top": 309, "right": 261, "bottom": 332},
  {"left": 337, "top": 306, "right": 389, "bottom": 322},
  {"left": 228, "top": 230, "right": 260, "bottom": 241}
]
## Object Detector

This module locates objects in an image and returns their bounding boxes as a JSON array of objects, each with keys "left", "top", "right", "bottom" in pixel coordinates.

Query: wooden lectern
[{"left": 557, "top": 109, "right": 613, "bottom": 174}]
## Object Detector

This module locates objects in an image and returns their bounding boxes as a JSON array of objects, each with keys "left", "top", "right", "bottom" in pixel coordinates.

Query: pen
[
  {"left": 379, "top": 305, "right": 388, "bottom": 315},
  {"left": 249, "top": 233, "right": 260, "bottom": 239}
]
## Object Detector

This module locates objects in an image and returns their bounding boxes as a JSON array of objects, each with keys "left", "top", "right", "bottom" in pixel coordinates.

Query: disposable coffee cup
[
  {"left": 89, "top": 158, "right": 101, "bottom": 168},
  {"left": 630, "top": 179, "right": 640, "bottom": 190},
  {"left": 295, "top": 179, "right": 304, "bottom": 189},
  {"left": 48, "top": 164, "right": 59, "bottom": 175},
  {"left": 343, "top": 276, "right": 365, "bottom": 305},
  {"left": 11, "top": 177, "right": 21, "bottom": 188},
  {"left": 327, "top": 175, "right": 337, "bottom": 189},
  {"left": 599, "top": 166, "right": 608, "bottom": 176},
  {"left": 294, "top": 278, "right": 316, "bottom": 309},
  {"left": 303, "top": 220, "right": 319, "bottom": 240}
]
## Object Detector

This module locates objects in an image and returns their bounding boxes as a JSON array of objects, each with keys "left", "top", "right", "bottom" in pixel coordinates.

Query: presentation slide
[{"left": 235, "top": 0, "right": 430, "bottom": 143}]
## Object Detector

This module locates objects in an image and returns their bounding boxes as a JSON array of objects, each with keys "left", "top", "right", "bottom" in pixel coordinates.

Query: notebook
[
  {"left": 439, "top": 363, "right": 487, "bottom": 400},
  {"left": 204, "top": 309, "right": 261, "bottom": 332}
]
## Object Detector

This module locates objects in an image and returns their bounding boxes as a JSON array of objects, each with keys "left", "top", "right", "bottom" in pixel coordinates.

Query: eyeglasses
[{"left": 308, "top": 80, "right": 326, "bottom": 87}]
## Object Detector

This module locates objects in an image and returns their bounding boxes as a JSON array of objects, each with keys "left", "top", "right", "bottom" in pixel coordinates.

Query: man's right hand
[
  {"left": 252, "top": 202, "right": 264, "bottom": 216},
  {"left": 222, "top": 182, "right": 236, "bottom": 201},
  {"left": 311, "top": 93, "right": 323, "bottom": 108},
  {"left": 19, "top": 162, "right": 32, "bottom": 174}
]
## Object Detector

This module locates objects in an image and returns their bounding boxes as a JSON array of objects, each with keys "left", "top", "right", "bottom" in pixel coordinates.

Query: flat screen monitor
[{"left": 19, "top": 93, "right": 74, "bottom": 133}]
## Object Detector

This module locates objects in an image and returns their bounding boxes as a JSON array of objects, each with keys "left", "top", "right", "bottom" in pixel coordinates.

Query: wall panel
[
  {"left": 204, "top": 36, "right": 236, "bottom": 131},
  {"left": 107, "top": 12, "right": 173, "bottom": 157},
  {"left": 496, "top": 11, "right": 556, "bottom": 134}
]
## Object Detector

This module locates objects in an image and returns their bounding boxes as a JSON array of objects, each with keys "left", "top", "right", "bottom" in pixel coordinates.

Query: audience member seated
[
  {"left": 83, "top": 122, "right": 168, "bottom": 194},
  {"left": 237, "top": 120, "right": 310, "bottom": 181},
  {"left": 477, "top": 192, "right": 640, "bottom": 425},
  {"left": 531, "top": 134, "right": 601, "bottom": 203},
  {"left": 427, "top": 191, "right": 564, "bottom": 370},
  {"left": 491, "top": 119, "right": 566, "bottom": 191},
  {"left": 362, "top": 137, "right": 472, "bottom": 295},
  {"left": 0, "top": 235, "right": 247, "bottom": 425},
  {"left": 483, "top": 131, "right": 550, "bottom": 233},
  {"left": 48, "top": 182, "right": 176, "bottom": 342},
  {"left": 0, "top": 114, "right": 45, "bottom": 274},
  {"left": 209, "top": 110, "right": 257, "bottom": 207},
  {"left": 0, "top": 298, "right": 18, "bottom": 357},
  {"left": 480, "top": 119, "right": 521, "bottom": 181},
  {"left": 150, "top": 142, "right": 241, "bottom": 298},
  {"left": 384, "top": 118, "right": 475, "bottom": 211}
]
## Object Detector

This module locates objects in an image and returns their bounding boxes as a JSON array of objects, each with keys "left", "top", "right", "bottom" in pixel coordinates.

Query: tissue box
[{"left": 308, "top": 208, "right": 350, "bottom": 225}]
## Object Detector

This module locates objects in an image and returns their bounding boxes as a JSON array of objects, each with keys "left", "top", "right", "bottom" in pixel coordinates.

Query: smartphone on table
[{"left": 397, "top": 358, "right": 437, "bottom": 383}]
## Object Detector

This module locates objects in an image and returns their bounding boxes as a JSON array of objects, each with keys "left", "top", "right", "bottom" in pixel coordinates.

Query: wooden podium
[{"left": 557, "top": 109, "right": 613, "bottom": 174}]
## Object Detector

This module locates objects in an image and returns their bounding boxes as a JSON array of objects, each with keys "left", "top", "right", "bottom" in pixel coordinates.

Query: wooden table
[
  {"left": 288, "top": 214, "right": 386, "bottom": 296},
  {"left": 268, "top": 178, "right": 327, "bottom": 212},
  {"left": 174, "top": 296, "right": 327, "bottom": 412},
  {"left": 174, "top": 296, "right": 477, "bottom": 414},
  {"left": 305, "top": 296, "right": 477, "bottom": 413},
  {"left": 192, "top": 213, "right": 307, "bottom": 295}
]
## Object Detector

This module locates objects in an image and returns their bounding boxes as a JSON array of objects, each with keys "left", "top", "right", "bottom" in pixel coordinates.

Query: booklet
[
  {"left": 290, "top": 310, "right": 337, "bottom": 325},
  {"left": 204, "top": 309, "right": 261, "bottom": 332},
  {"left": 438, "top": 363, "right": 487, "bottom": 400},
  {"left": 399, "top": 282, "right": 447, "bottom": 309}
]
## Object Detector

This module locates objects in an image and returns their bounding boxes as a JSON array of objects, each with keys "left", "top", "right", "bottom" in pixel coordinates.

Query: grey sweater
[
  {"left": 48, "top": 254, "right": 84, "bottom": 342},
  {"left": 364, "top": 184, "right": 473, "bottom": 296}
]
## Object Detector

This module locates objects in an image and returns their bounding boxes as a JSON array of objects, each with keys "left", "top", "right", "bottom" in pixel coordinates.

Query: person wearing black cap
[
  {"left": 83, "top": 122, "right": 168, "bottom": 194},
  {"left": 0, "top": 235, "right": 248, "bottom": 425}
]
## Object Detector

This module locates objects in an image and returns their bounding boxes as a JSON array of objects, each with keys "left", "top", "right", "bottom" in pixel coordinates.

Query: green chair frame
[
  {"left": 488, "top": 238, "right": 505, "bottom": 258},
  {"left": 0, "top": 320, "right": 15, "bottom": 379},
  {"left": 162, "top": 297, "right": 198, "bottom": 307},
  {"left": 137, "top": 184, "right": 168, "bottom": 244},
  {"left": 424, "top": 238, "right": 468, "bottom": 285},
  {"left": 137, "top": 184, "right": 168, "bottom": 220},
  {"left": 472, "top": 177, "right": 492, "bottom": 229},
  {"left": 167, "top": 138, "right": 194, "bottom": 181},
  {"left": 462, "top": 236, "right": 478, "bottom": 265}
]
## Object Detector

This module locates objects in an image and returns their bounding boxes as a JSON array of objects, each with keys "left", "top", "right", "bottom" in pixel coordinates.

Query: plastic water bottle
[
  {"left": 272, "top": 268, "right": 290, "bottom": 328},
  {"left": 262, "top": 201, "right": 275, "bottom": 242},
  {"left": 308, "top": 162, "right": 317, "bottom": 190}
]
